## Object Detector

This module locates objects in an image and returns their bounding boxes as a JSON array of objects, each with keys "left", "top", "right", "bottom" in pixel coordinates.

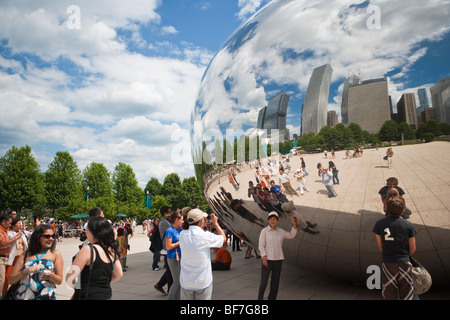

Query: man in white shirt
[
  {"left": 179, "top": 209, "right": 226, "bottom": 300},
  {"left": 318, "top": 164, "right": 337, "bottom": 198},
  {"left": 258, "top": 211, "right": 298, "bottom": 300},
  {"left": 277, "top": 168, "right": 299, "bottom": 196}
]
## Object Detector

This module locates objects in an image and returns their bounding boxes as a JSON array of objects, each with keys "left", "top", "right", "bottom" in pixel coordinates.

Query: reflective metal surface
[{"left": 192, "top": 0, "right": 450, "bottom": 286}]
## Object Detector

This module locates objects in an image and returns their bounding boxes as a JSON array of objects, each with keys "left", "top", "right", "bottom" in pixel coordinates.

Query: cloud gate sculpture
[{"left": 191, "top": 0, "right": 450, "bottom": 287}]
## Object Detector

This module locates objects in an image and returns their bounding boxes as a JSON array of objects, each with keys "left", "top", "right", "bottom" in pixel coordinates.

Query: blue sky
[
  {"left": 0, "top": 0, "right": 270, "bottom": 186},
  {"left": 0, "top": 0, "right": 448, "bottom": 187}
]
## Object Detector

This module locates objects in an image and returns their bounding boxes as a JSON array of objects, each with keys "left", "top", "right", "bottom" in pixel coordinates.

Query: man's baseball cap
[{"left": 187, "top": 208, "right": 208, "bottom": 224}]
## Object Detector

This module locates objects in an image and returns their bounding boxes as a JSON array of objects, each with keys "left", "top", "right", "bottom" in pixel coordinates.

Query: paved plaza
[{"left": 54, "top": 141, "right": 450, "bottom": 300}]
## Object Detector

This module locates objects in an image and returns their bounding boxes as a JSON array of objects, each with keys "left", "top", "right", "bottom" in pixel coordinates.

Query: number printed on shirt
[{"left": 384, "top": 228, "right": 394, "bottom": 241}]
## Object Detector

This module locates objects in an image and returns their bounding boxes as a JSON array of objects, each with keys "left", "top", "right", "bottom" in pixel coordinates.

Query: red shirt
[
  {"left": 0, "top": 225, "right": 11, "bottom": 255},
  {"left": 215, "top": 247, "right": 232, "bottom": 265}
]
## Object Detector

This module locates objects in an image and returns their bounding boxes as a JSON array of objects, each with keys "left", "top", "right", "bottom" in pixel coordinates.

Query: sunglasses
[{"left": 41, "top": 234, "right": 56, "bottom": 239}]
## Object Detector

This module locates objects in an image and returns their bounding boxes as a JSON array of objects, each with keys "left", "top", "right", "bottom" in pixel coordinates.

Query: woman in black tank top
[{"left": 68, "top": 217, "right": 123, "bottom": 300}]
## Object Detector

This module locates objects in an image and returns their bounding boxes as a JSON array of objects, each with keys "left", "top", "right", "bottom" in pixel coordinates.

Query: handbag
[
  {"left": 383, "top": 155, "right": 388, "bottom": 160},
  {"left": 0, "top": 282, "right": 19, "bottom": 300},
  {"left": 71, "top": 243, "right": 94, "bottom": 300},
  {"left": 409, "top": 255, "right": 432, "bottom": 295}
]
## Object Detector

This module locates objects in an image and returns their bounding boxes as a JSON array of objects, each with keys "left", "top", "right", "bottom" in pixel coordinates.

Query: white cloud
[
  {"left": 0, "top": 0, "right": 205, "bottom": 186},
  {"left": 162, "top": 25, "right": 179, "bottom": 35}
]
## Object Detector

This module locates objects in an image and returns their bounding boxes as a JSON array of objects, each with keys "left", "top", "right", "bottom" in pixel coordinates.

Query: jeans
[
  {"left": 332, "top": 171, "right": 339, "bottom": 184},
  {"left": 152, "top": 250, "right": 161, "bottom": 270}
]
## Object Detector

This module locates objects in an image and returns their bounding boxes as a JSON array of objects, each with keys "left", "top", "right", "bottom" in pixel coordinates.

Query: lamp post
[
  {"left": 145, "top": 190, "right": 152, "bottom": 210},
  {"left": 84, "top": 185, "right": 90, "bottom": 201}
]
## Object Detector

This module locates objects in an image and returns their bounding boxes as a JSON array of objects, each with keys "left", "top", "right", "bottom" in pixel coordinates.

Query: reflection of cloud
[{"left": 196, "top": 0, "right": 450, "bottom": 138}]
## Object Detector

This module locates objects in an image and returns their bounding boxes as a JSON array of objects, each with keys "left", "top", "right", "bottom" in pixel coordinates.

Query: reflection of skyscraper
[
  {"left": 256, "top": 91, "right": 290, "bottom": 141},
  {"left": 327, "top": 110, "right": 338, "bottom": 127},
  {"left": 418, "top": 88, "right": 429, "bottom": 108},
  {"left": 347, "top": 78, "right": 390, "bottom": 134},
  {"left": 417, "top": 88, "right": 429, "bottom": 124},
  {"left": 257, "top": 107, "right": 266, "bottom": 129},
  {"left": 341, "top": 75, "right": 360, "bottom": 124},
  {"left": 301, "top": 64, "right": 333, "bottom": 135},
  {"left": 397, "top": 93, "right": 418, "bottom": 129},
  {"left": 430, "top": 77, "right": 450, "bottom": 124}
]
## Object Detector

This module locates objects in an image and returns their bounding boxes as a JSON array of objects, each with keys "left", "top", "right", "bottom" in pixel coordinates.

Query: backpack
[{"left": 149, "top": 226, "right": 162, "bottom": 253}]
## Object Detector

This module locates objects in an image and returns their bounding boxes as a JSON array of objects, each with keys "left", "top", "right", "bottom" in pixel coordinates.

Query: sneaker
[
  {"left": 153, "top": 267, "right": 160, "bottom": 271},
  {"left": 154, "top": 284, "right": 167, "bottom": 295}
]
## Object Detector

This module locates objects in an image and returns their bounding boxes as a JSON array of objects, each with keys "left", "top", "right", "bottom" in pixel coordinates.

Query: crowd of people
[
  {"left": 0, "top": 207, "right": 126, "bottom": 300},
  {"left": 0, "top": 146, "right": 419, "bottom": 301}
]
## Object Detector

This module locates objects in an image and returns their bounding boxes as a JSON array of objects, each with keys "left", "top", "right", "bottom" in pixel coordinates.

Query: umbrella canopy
[
  {"left": 115, "top": 213, "right": 127, "bottom": 217},
  {"left": 71, "top": 213, "right": 89, "bottom": 219}
]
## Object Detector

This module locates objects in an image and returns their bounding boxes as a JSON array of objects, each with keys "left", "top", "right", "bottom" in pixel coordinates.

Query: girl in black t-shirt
[{"left": 373, "top": 198, "right": 417, "bottom": 300}]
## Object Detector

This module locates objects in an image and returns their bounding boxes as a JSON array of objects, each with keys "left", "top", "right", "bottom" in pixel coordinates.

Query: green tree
[
  {"left": 112, "top": 162, "right": 144, "bottom": 206},
  {"left": 144, "top": 177, "right": 163, "bottom": 197},
  {"left": 161, "top": 173, "right": 184, "bottom": 209},
  {"left": 319, "top": 126, "right": 338, "bottom": 150},
  {"left": 148, "top": 194, "right": 171, "bottom": 219},
  {"left": 379, "top": 120, "right": 399, "bottom": 141},
  {"left": 44, "top": 151, "right": 82, "bottom": 215},
  {"left": 0, "top": 145, "right": 45, "bottom": 213},
  {"left": 348, "top": 123, "right": 364, "bottom": 144},
  {"left": 82, "top": 162, "right": 113, "bottom": 199},
  {"left": 397, "top": 122, "right": 416, "bottom": 140},
  {"left": 439, "top": 122, "right": 450, "bottom": 135},
  {"left": 181, "top": 176, "right": 208, "bottom": 211}
]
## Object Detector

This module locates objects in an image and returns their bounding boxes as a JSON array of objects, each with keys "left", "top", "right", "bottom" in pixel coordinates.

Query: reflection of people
[
  {"left": 258, "top": 212, "right": 298, "bottom": 300},
  {"left": 281, "top": 201, "right": 319, "bottom": 235},
  {"left": 386, "top": 148, "right": 394, "bottom": 168},
  {"left": 293, "top": 168, "right": 309, "bottom": 195},
  {"left": 269, "top": 180, "right": 289, "bottom": 203},
  {"left": 373, "top": 199, "right": 417, "bottom": 300},
  {"left": 378, "top": 177, "right": 411, "bottom": 219},
  {"left": 328, "top": 161, "right": 339, "bottom": 185},
  {"left": 211, "top": 243, "right": 232, "bottom": 270},
  {"left": 179, "top": 209, "right": 226, "bottom": 300},
  {"left": 277, "top": 169, "right": 299, "bottom": 196},
  {"left": 318, "top": 163, "right": 337, "bottom": 198},
  {"left": 230, "top": 199, "right": 265, "bottom": 227},
  {"left": 248, "top": 181, "right": 270, "bottom": 211}
]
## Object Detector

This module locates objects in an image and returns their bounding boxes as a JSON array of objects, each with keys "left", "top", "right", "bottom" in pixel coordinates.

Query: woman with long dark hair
[
  {"left": 67, "top": 216, "right": 123, "bottom": 300},
  {"left": 8, "top": 224, "right": 63, "bottom": 300}
]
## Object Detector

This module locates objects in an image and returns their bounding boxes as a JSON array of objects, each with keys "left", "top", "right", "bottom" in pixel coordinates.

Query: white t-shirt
[
  {"left": 321, "top": 170, "right": 334, "bottom": 186},
  {"left": 179, "top": 225, "right": 224, "bottom": 290}
]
